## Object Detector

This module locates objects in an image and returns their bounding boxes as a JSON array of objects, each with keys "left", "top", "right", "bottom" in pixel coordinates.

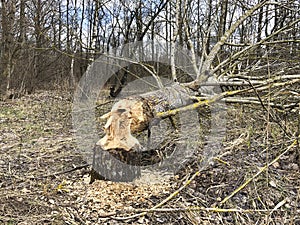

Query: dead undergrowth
[{"left": 0, "top": 90, "right": 299, "bottom": 224}]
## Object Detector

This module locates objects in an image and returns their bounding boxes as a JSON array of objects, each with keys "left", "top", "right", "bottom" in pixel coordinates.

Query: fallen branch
[
  {"left": 157, "top": 88, "right": 245, "bottom": 118},
  {"left": 35, "top": 164, "right": 90, "bottom": 179},
  {"left": 119, "top": 206, "right": 277, "bottom": 214},
  {"left": 223, "top": 97, "right": 298, "bottom": 110}
]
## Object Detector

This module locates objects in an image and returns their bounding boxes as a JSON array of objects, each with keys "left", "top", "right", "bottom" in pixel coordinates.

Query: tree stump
[{"left": 91, "top": 145, "right": 141, "bottom": 182}]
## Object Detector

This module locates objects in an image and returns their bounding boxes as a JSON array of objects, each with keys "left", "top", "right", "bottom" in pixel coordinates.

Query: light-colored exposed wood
[
  {"left": 98, "top": 84, "right": 193, "bottom": 151},
  {"left": 97, "top": 98, "right": 148, "bottom": 151}
]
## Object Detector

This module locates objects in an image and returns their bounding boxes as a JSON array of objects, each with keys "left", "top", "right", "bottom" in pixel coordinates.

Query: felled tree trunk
[
  {"left": 91, "top": 83, "right": 194, "bottom": 182},
  {"left": 98, "top": 83, "right": 194, "bottom": 150}
]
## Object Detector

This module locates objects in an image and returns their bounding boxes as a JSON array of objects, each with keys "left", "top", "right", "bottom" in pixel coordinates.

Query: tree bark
[
  {"left": 91, "top": 145, "right": 141, "bottom": 182},
  {"left": 1, "top": 0, "right": 16, "bottom": 97}
]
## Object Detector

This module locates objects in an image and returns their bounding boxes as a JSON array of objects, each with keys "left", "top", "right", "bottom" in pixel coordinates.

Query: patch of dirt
[{"left": 0, "top": 91, "right": 300, "bottom": 224}]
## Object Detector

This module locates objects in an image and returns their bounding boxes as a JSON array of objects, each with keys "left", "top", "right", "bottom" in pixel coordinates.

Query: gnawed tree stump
[
  {"left": 91, "top": 145, "right": 142, "bottom": 182},
  {"left": 92, "top": 83, "right": 195, "bottom": 182}
]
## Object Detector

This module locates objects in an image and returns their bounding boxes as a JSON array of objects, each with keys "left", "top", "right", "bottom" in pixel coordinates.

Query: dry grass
[{"left": 0, "top": 91, "right": 299, "bottom": 224}]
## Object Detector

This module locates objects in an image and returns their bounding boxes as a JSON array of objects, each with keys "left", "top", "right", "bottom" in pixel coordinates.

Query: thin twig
[
  {"left": 121, "top": 206, "right": 275, "bottom": 214},
  {"left": 35, "top": 164, "right": 90, "bottom": 179},
  {"left": 219, "top": 139, "right": 298, "bottom": 205}
]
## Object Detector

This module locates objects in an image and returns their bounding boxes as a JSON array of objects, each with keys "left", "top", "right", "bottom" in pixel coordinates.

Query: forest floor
[{"left": 0, "top": 90, "right": 300, "bottom": 225}]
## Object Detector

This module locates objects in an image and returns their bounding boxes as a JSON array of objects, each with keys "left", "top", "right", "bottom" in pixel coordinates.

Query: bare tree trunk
[
  {"left": 205, "top": 0, "right": 212, "bottom": 56},
  {"left": 66, "top": 0, "right": 70, "bottom": 50},
  {"left": 19, "top": 0, "right": 26, "bottom": 44},
  {"left": 256, "top": 0, "right": 264, "bottom": 57},
  {"left": 79, "top": 0, "right": 85, "bottom": 77},
  {"left": 1, "top": 0, "right": 16, "bottom": 97},
  {"left": 30, "top": 0, "right": 45, "bottom": 92},
  {"left": 218, "top": 0, "right": 228, "bottom": 60},
  {"left": 183, "top": 0, "right": 199, "bottom": 76},
  {"left": 135, "top": 0, "right": 143, "bottom": 41},
  {"left": 170, "top": 0, "right": 180, "bottom": 82},
  {"left": 91, "top": 0, "right": 99, "bottom": 60},
  {"left": 70, "top": 51, "right": 76, "bottom": 88},
  {"left": 218, "top": 0, "right": 228, "bottom": 41},
  {"left": 1, "top": 0, "right": 8, "bottom": 94},
  {"left": 69, "top": 0, "right": 79, "bottom": 88}
]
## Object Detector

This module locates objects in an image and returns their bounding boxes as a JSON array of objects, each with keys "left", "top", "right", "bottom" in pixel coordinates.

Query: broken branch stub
[{"left": 97, "top": 84, "right": 193, "bottom": 151}]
